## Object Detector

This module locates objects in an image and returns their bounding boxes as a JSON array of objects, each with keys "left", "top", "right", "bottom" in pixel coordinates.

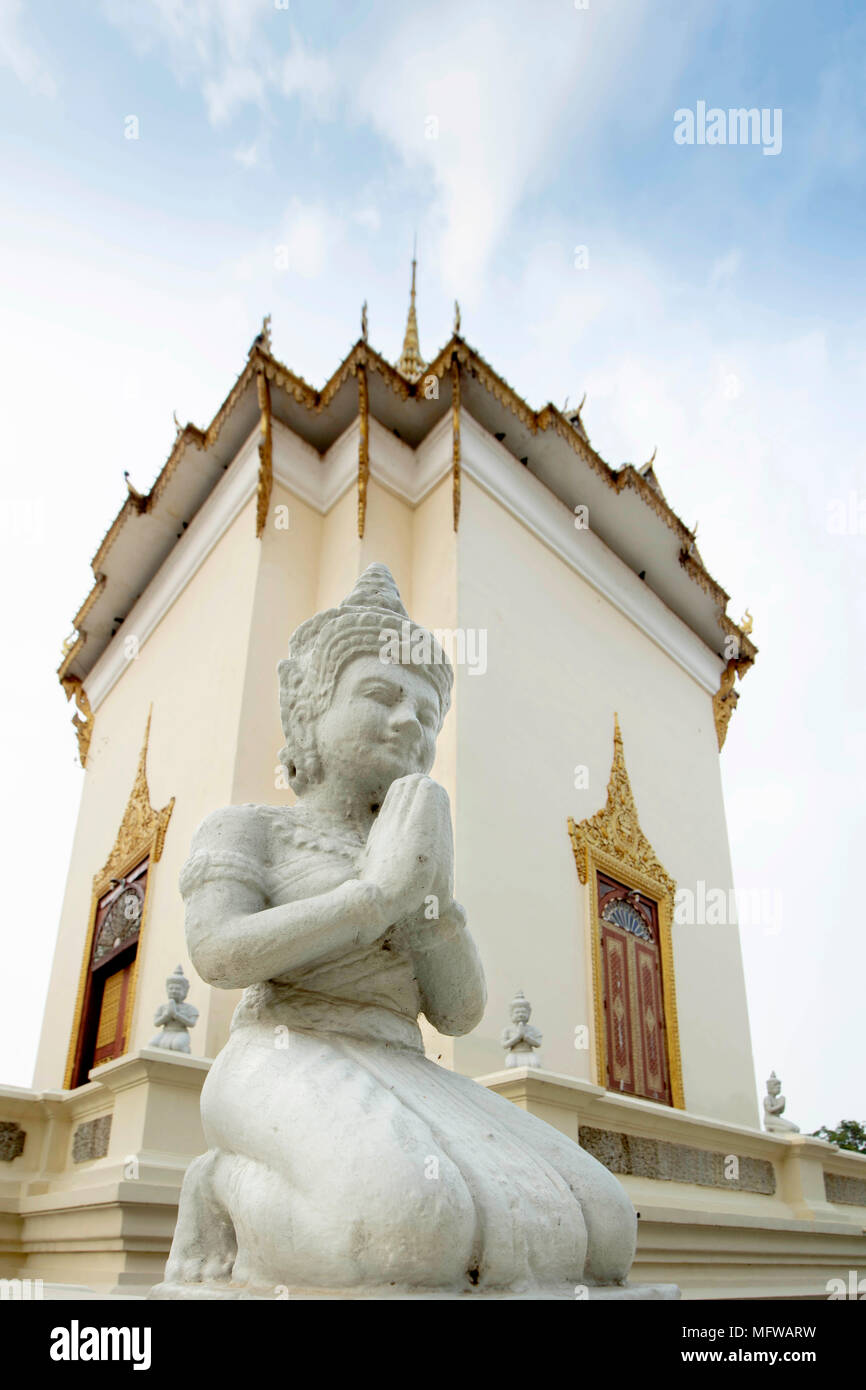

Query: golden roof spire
[{"left": 396, "top": 246, "right": 425, "bottom": 382}]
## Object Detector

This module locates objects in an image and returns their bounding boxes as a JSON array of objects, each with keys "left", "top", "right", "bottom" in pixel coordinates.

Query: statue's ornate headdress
[
  {"left": 277, "top": 564, "right": 453, "bottom": 792},
  {"left": 167, "top": 963, "right": 190, "bottom": 996}
]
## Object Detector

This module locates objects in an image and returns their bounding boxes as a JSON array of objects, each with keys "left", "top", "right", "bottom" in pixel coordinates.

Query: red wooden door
[
  {"left": 597, "top": 870, "right": 671, "bottom": 1105},
  {"left": 70, "top": 859, "right": 148, "bottom": 1088}
]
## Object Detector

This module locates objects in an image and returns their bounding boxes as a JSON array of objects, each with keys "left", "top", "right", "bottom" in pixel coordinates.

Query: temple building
[{"left": 2, "top": 274, "right": 865, "bottom": 1298}]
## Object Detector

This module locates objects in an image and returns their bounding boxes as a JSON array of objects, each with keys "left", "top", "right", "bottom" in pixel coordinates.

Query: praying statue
[
  {"left": 150, "top": 564, "right": 644, "bottom": 1300},
  {"left": 501, "top": 989, "right": 543, "bottom": 1069},
  {"left": 148, "top": 965, "right": 198, "bottom": 1053},
  {"left": 763, "top": 1071, "right": 799, "bottom": 1133}
]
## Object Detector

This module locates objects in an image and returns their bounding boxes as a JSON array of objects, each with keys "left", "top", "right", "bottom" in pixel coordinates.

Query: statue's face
[
  {"left": 315, "top": 654, "right": 440, "bottom": 800},
  {"left": 513, "top": 1005, "right": 530, "bottom": 1024},
  {"left": 767, "top": 1077, "right": 780, "bottom": 1095},
  {"left": 167, "top": 981, "right": 186, "bottom": 1002}
]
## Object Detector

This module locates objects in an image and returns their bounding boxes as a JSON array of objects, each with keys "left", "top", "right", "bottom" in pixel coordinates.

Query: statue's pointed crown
[
  {"left": 281, "top": 562, "right": 452, "bottom": 718},
  {"left": 288, "top": 563, "right": 412, "bottom": 661},
  {"left": 340, "top": 563, "right": 409, "bottom": 620},
  {"left": 276, "top": 562, "right": 452, "bottom": 788}
]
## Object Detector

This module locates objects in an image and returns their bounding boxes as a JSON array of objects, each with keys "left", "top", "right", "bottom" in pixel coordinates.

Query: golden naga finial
[
  {"left": 172, "top": 410, "right": 183, "bottom": 436},
  {"left": 644, "top": 445, "right": 657, "bottom": 470},
  {"left": 454, "top": 299, "right": 461, "bottom": 335},
  {"left": 123, "top": 471, "right": 147, "bottom": 511},
  {"left": 396, "top": 248, "right": 425, "bottom": 382},
  {"left": 361, "top": 300, "right": 368, "bottom": 342},
  {"left": 250, "top": 314, "right": 272, "bottom": 355},
  {"left": 740, "top": 608, "right": 753, "bottom": 635}
]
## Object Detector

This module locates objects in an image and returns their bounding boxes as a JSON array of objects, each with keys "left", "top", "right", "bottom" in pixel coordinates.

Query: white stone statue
[
  {"left": 763, "top": 1071, "right": 799, "bottom": 1133},
  {"left": 501, "top": 989, "right": 543, "bottom": 1069},
  {"left": 150, "top": 564, "right": 641, "bottom": 1300},
  {"left": 148, "top": 965, "right": 199, "bottom": 1053}
]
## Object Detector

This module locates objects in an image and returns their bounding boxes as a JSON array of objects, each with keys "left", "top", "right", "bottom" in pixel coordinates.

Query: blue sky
[{"left": 0, "top": 0, "right": 864, "bottom": 1129}]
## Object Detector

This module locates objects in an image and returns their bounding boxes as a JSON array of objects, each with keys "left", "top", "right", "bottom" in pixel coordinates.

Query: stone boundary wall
[{"left": 579, "top": 1124, "right": 776, "bottom": 1194}]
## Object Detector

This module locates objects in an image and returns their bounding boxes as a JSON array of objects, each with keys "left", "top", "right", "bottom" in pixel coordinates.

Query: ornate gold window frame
[
  {"left": 567, "top": 715, "right": 685, "bottom": 1109},
  {"left": 64, "top": 710, "right": 174, "bottom": 1090}
]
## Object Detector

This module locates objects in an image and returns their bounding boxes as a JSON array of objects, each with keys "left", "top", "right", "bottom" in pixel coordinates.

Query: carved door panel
[
  {"left": 597, "top": 870, "right": 671, "bottom": 1105},
  {"left": 70, "top": 858, "right": 149, "bottom": 1087},
  {"left": 92, "top": 963, "right": 133, "bottom": 1067}
]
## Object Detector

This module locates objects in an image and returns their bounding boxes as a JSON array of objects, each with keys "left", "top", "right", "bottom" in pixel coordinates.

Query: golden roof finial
[
  {"left": 250, "top": 314, "right": 272, "bottom": 355},
  {"left": 740, "top": 608, "right": 753, "bottom": 635},
  {"left": 397, "top": 242, "right": 425, "bottom": 382}
]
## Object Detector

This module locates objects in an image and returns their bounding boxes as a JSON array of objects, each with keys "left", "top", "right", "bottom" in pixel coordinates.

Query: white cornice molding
[
  {"left": 85, "top": 426, "right": 261, "bottom": 711},
  {"left": 271, "top": 418, "right": 326, "bottom": 510},
  {"left": 458, "top": 413, "right": 723, "bottom": 694},
  {"left": 85, "top": 409, "right": 721, "bottom": 712},
  {"left": 312, "top": 413, "right": 452, "bottom": 512}
]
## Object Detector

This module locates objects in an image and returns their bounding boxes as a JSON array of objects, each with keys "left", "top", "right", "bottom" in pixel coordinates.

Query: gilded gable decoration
[
  {"left": 255, "top": 365, "right": 273, "bottom": 540},
  {"left": 95, "top": 709, "right": 174, "bottom": 892},
  {"left": 64, "top": 709, "right": 175, "bottom": 1090},
  {"left": 357, "top": 359, "right": 370, "bottom": 538},
  {"left": 568, "top": 714, "right": 684, "bottom": 1109},
  {"left": 61, "top": 675, "right": 94, "bottom": 769},
  {"left": 568, "top": 715, "right": 675, "bottom": 895},
  {"left": 451, "top": 356, "right": 461, "bottom": 532}
]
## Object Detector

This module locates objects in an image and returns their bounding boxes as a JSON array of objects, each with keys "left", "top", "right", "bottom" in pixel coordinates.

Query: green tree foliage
[{"left": 811, "top": 1120, "right": 866, "bottom": 1154}]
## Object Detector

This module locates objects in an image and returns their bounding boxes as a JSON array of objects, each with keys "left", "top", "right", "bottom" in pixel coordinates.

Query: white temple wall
[
  {"left": 230, "top": 479, "right": 322, "bottom": 809},
  {"left": 36, "top": 408, "right": 756, "bottom": 1128},
  {"left": 451, "top": 470, "right": 758, "bottom": 1127},
  {"left": 34, "top": 497, "right": 261, "bottom": 1086},
  {"left": 410, "top": 474, "right": 459, "bottom": 1066}
]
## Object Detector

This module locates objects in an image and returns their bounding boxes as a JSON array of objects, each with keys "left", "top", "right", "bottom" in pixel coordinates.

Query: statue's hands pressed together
[{"left": 360, "top": 773, "right": 453, "bottom": 928}]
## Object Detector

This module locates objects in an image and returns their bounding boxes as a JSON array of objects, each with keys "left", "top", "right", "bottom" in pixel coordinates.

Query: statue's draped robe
[{"left": 174, "top": 804, "right": 635, "bottom": 1294}]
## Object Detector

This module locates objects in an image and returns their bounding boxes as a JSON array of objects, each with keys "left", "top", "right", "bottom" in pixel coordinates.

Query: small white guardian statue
[
  {"left": 501, "top": 989, "right": 543, "bottom": 1069},
  {"left": 150, "top": 565, "right": 645, "bottom": 1299},
  {"left": 763, "top": 1071, "right": 799, "bottom": 1133},
  {"left": 148, "top": 964, "right": 199, "bottom": 1053}
]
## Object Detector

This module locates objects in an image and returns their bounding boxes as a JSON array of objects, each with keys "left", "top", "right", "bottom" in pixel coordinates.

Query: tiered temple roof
[{"left": 57, "top": 281, "right": 756, "bottom": 757}]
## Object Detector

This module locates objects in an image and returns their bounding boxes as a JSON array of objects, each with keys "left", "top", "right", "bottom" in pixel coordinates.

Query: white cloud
[
  {"left": 104, "top": 0, "right": 274, "bottom": 122},
  {"left": 280, "top": 32, "right": 335, "bottom": 117},
  {"left": 709, "top": 247, "right": 742, "bottom": 288},
  {"left": 105, "top": 0, "right": 658, "bottom": 295},
  {"left": 273, "top": 199, "right": 338, "bottom": 280},
  {"left": 352, "top": 205, "right": 380, "bottom": 233},
  {"left": 233, "top": 139, "right": 261, "bottom": 168},
  {"left": 353, "top": 0, "right": 653, "bottom": 293},
  {"left": 204, "top": 63, "right": 266, "bottom": 125},
  {"left": 0, "top": 0, "right": 56, "bottom": 96},
  {"left": 104, "top": 2, "right": 334, "bottom": 127}
]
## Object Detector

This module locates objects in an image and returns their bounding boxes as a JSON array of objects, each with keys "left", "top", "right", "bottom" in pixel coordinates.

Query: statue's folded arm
[
  {"left": 180, "top": 806, "right": 387, "bottom": 990},
  {"left": 410, "top": 901, "right": 487, "bottom": 1036}
]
